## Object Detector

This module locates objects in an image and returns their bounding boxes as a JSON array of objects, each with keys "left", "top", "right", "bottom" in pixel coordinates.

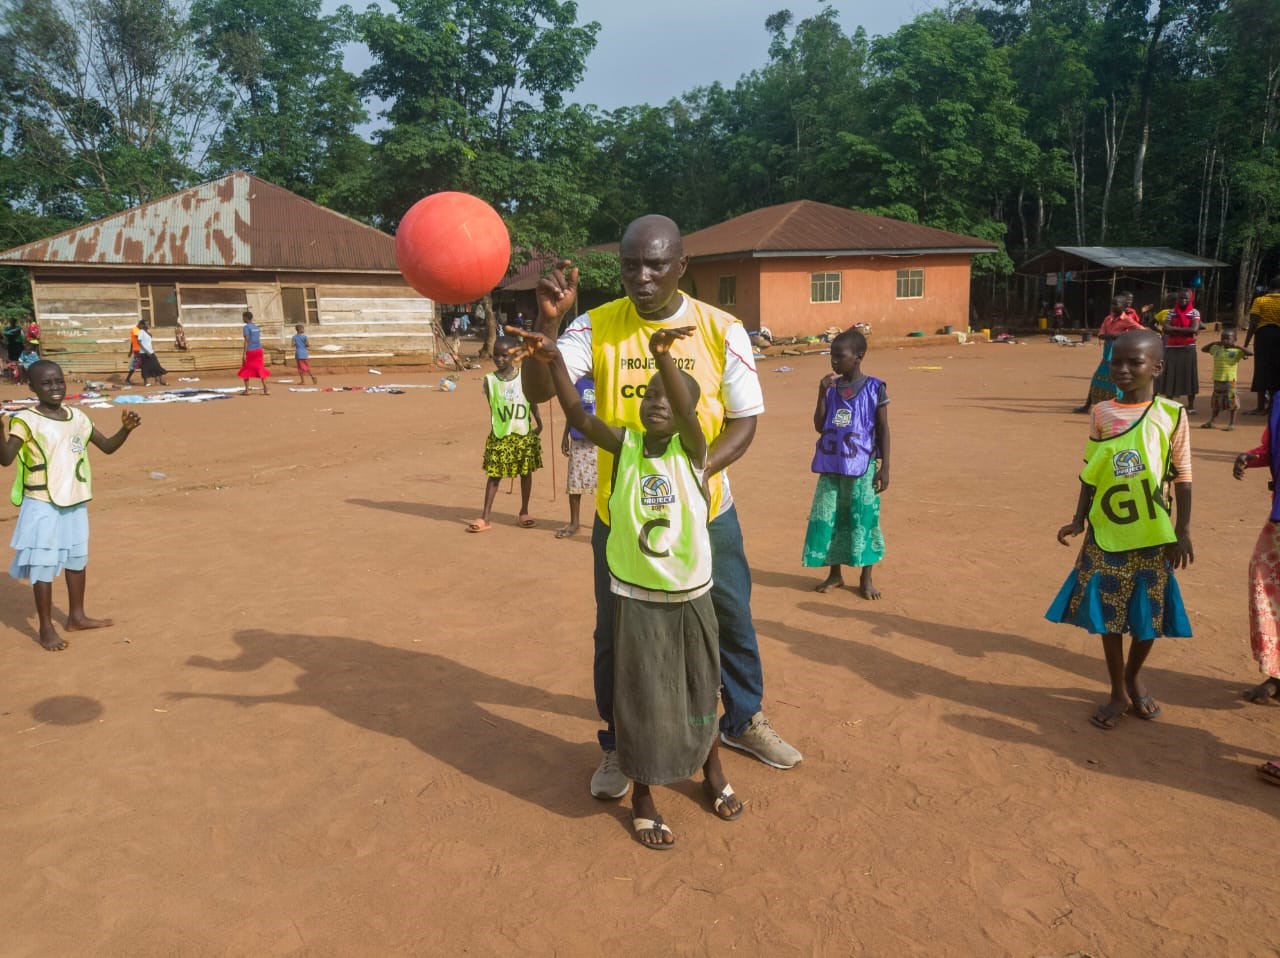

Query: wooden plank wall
[{"left": 30, "top": 273, "right": 438, "bottom": 375}]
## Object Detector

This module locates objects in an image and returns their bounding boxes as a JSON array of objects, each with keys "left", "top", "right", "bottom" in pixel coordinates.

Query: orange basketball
[{"left": 395, "top": 192, "right": 511, "bottom": 303}]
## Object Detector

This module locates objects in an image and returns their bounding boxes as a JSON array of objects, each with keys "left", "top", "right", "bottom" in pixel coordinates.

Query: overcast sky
[{"left": 331, "top": 0, "right": 943, "bottom": 116}]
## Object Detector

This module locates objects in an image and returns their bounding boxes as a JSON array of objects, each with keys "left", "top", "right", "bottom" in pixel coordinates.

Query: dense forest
[{"left": 1, "top": 0, "right": 1277, "bottom": 319}]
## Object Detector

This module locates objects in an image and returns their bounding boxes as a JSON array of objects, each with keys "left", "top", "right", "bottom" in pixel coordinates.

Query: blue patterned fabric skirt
[
  {"left": 1046, "top": 529, "right": 1190, "bottom": 640},
  {"left": 9, "top": 498, "right": 89, "bottom": 583}
]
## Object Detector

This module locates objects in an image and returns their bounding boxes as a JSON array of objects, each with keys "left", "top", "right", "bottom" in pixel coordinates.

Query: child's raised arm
[
  {"left": 508, "top": 329, "right": 621, "bottom": 455},
  {"left": 90, "top": 410, "right": 141, "bottom": 455},
  {"left": 649, "top": 326, "right": 706, "bottom": 466}
]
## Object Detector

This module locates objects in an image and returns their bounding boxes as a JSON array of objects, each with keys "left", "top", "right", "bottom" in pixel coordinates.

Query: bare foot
[
  {"left": 858, "top": 568, "right": 881, "bottom": 600},
  {"left": 555, "top": 523, "right": 580, "bottom": 539},
  {"left": 66, "top": 615, "right": 114, "bottom": 631},
  {"left": 815, "top": 571, "right": 844, "bottom": 593},
  {"left": 1244, "top": 677, "right": 1280, "bottom": 704},
  {"left": 38, "top": 623, "right": 68, "bottom": 651}
]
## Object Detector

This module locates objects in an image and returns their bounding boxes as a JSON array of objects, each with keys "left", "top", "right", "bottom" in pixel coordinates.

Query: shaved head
[
  {"left": 1113, "top": 328, "right": 1164, "bottom": 361},
  {"left": 621, "top": 214, "right": 683, "bottom": 255}
]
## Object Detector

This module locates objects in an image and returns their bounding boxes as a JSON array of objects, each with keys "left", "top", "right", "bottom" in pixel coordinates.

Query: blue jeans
[{"left": 592, "top": 505, "right": 765, "bottom": 750}]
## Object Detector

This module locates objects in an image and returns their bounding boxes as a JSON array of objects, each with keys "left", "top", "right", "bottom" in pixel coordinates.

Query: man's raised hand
[{"left": 535, "top": 259, "right": 579, "bottom": 335}]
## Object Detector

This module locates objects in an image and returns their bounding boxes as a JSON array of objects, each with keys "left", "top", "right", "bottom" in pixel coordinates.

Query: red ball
[{"left": 395, "top": 192, "right": 511, "bottom": 303}]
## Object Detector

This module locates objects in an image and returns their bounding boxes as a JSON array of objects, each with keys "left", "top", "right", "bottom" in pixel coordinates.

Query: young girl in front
[
  {"left": 1, "top": 360, "right": 141, "bottom": 651},
  {"left": 469, "top": 335, "right": 542, "bottom": 532},
  {"left": 519, "top": 324, "right": 743, "bottom": 850},
  {"left": 802, "top": 328, "right": 890, "bottom": 598},
  {"left": 1048, "top": 329, "right": 1194, "bottom": 730}
]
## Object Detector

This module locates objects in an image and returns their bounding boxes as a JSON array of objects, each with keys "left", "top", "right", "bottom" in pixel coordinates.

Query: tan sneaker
[
  {"left": 590, "top": 749, "right": 630, "bottom": 799},
  {"left": 720, "top": 712, "right": 803, "bottom": 769}
]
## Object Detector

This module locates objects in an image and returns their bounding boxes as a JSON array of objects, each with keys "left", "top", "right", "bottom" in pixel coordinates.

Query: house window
[
  {"left": 810, "top": 272, "right": 841, "bottom": 303},
  {"left": 896, "top": 268, "right": 924, "bottom": 299},
  {"left": 139, "top": 284, "right": 178, "bottom": 327},
  {"left": 282, "top": 287, "right": 320, "bottom": 326},
  {"left": 718, "top": 276, "right": 736, "bottom": 307}
]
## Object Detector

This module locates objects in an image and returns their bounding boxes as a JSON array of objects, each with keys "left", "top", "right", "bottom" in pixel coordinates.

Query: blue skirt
[
  {"left": 9, "top": 498, "right": 89, "bottom": 583},
  {"left": 1045, "top": 530, "right": 1191, "bottom": 640}
]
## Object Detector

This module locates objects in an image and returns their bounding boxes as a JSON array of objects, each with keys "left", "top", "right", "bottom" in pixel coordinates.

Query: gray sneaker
[
  {"left": 720, "top": 712, "right": 803, "bottom": 769},
  {"left": 590, "top": 749, "right": 630, "bottom": 799}
]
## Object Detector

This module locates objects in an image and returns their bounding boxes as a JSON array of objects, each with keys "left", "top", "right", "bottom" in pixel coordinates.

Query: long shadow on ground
[
  {"left": 170, "top": 629, "right": 603, "bottom": 819},
  {"left": 755, "top": 609, "right": 1277, "bottom": 818}
]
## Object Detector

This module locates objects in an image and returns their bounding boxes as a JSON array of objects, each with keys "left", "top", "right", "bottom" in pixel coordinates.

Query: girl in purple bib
[{"left": 802, "top": 329, "right": 890, "bottom": 598}]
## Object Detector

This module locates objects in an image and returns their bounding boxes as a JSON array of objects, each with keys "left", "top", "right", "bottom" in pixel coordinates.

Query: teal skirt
[
  {"left": 802, "top": 467, "right": 885, "bottom": 568},
  {"left": 1045, "top": 529, "right": 1191, "bottom": 640}
]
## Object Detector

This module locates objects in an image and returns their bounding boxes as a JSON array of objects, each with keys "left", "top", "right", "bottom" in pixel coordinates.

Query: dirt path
[{"left": 2, "top": 338, "right": 1276, "bottom": 957}]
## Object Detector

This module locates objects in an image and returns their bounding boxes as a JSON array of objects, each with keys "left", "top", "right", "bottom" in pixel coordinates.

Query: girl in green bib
[
  {"left": 1048, "top": 330, "right": 1194, "bottom": 731},
  {"left": 469, "top": 336, "right": 542, "bottom": 533},
  {"left": 516, "top": 323, "right": 744, "bottom": 851},
  {"left": 1, "top": 360, "right": 141, "bottom": 651}
]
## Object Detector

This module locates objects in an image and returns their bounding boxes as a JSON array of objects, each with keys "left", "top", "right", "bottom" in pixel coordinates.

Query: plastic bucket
[{"left": 943, "top": 324, "right": 954, "bottom": 334}]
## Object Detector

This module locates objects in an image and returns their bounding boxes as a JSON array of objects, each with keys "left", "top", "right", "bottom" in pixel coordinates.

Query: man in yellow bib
[{"left": 521, "top": 215, "right": 802, "bottom": 800}]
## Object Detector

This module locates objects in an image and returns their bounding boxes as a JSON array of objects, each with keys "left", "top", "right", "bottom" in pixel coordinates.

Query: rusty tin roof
[
  {"left": 0, "top": 172, "right": 399, "bottom": 272},
  {"left": 680, "top": 200, "right": 998, "bottom": 260}
]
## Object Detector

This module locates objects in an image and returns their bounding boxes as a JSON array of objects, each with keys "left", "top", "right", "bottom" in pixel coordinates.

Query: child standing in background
[
  {"left": 1201, "top": 327, "right": 1250, "bottom": 430},
  {"left": 557, "top": 376, "right": 596, "bottom": 539},
  {"left": 802, "top": 329, "right": 890, "bottom": 599},
  {"left": 1048, "top": 330, "right": 1194, "bottom": 731},
  {"left": 291, "top": 324, "right": 318, "bottom": 385},
  {"left": 1, "top": 360, "right": 141, "bottom": 651},
  {"left": 469, "top": 336, "right": 542, "bottom": 533}
]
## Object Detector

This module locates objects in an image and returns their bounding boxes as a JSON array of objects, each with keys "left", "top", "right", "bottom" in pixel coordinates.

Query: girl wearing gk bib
[
  {"left": 1, "top": 360, "right": 141, "bottom": 651},
  {"left": 1048, "top": 331, "right": 1194, "bottom": 731},
  {"left": 469, "top": 336, "right": 542, "bottom": 533},
  {"left": 519, "top": 323, "right": 745, "bottom": 851}
]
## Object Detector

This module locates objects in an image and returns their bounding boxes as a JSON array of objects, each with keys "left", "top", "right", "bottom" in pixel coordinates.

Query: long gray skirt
[{"left": 613, "top": 592, "right": 720, "bottom": 786}]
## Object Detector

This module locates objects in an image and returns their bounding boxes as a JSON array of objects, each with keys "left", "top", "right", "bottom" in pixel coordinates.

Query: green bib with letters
[{"left": 1080, "top": 398, "right": 1180, "bottom": 552}]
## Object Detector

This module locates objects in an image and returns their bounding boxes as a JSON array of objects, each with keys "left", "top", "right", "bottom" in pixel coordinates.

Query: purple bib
[
  {"left": 1268, "top": 401, "right": 1280, "bottom": 521},
  {"left": 811, "top": 377, "right": 882, "bottom": 477}
]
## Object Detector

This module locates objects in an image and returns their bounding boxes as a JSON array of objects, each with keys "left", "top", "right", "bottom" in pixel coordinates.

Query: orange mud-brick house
[{"left": 679, "top": 200, "right": 998, "bottom": 340}]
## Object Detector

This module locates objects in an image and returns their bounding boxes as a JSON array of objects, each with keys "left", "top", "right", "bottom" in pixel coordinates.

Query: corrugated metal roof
[
  {"left": 680, "top": 200, "right": 998, "bottom": 259},
  {"left": 0, "top": 172, "right": 399, "bottom": 271},
  {"left": 1018, "top": 246, "right": 1229, "bottom": 273}
]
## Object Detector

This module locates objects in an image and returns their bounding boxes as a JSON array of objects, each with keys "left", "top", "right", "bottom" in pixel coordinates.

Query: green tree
[
  {"left": 352, "top": 0, "right": 601, "bottom": 262},
  {"left": 190, "top": 0, "right": 369, "bottom": 204},
  {"left": 0, "top": 0, "right": 221, "bottom": 214}
]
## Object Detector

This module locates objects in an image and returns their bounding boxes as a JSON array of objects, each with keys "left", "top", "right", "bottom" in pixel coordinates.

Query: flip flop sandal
[
  {"left": 704, "top": 782, "right": 745, "bottom": 822},
  {"left": 1090, "top": 703, "right": 1125, "bottom": 730},
  {"left": 1129, "top": 694, "right": 1162, "bottom": 720},
  {"left": 518, "top": 514, "right": 536, "bottom": 528},
  {"left": 631, "top": 815, "right": 676, "bottom": 850},
  {"left": 1256, "top": 760, "right": 1280, "bottom": 786},
  {"left": 466, "top": 519, "right": 491, "bottom": 533}
]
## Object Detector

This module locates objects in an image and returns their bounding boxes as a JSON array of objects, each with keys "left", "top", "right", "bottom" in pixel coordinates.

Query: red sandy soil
[{"left": 1, "top": 337, "right": 1277, "bottom": 957}]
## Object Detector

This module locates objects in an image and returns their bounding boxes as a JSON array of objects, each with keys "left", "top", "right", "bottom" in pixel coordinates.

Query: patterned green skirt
[
  {"left": 482, "top": 432, "right": 543, "bottom": 478},
  {"left": 802, "top": 467, "right": 885, "bottom": 568}
]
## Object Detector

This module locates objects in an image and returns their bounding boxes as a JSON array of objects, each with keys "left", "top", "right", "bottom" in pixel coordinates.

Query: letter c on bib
[{"left": 638, "top": 517, "right": 671, "bottom": 557}]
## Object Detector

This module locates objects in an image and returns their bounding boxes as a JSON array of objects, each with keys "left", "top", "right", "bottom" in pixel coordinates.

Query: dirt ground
[{"left": 2, "top": 336, "right": 1277, "bottom": 958}]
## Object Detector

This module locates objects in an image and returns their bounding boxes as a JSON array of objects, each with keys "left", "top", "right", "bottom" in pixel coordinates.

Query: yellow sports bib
[{"left": 588, "top": 296, "right": 738, "bottom": 522}]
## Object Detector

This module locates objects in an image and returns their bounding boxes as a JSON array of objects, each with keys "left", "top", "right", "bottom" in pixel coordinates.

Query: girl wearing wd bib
[
  {"left": 0, "top": 360, "right": 141, "bottom": 651},
  {"left": 470, "top": 336, "right": 543, "bottom": 533},
  {"left": 520, "top": 324, "right": 745, "bottom": 851},
  {"left": 802, "top": 329, "right": 890, "bottom": 598},
  {"left": 1048, "top": 330, "right": 1194, "bottom": 731}
]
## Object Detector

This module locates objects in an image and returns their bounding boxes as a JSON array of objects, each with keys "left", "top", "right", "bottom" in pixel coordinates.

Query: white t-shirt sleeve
[
  {"left": 557, "top": 314, "right": 593, "bottom": 383},
  {"left": 722, "top": 323, "right": 764, "bottom": 418}
]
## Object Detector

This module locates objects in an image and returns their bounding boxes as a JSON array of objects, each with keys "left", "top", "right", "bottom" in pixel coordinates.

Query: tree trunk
[
  {"left": 479, "top": 294, "right": 497, "bottom": 358},
  {"left": 1132, "top": 0, "right": 1172, "bottom": 226},
  {"left": 1236, "top": 235, "right": 1262, "bottom": 327},
  {"left": 1100, "top": 92, "right": 1130, "bottom": 243}
]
